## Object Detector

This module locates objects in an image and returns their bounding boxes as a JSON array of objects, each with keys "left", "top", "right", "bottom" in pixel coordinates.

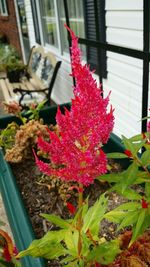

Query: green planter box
[{"left": 0, "top": 104, "right": 125, "bottom": 267}]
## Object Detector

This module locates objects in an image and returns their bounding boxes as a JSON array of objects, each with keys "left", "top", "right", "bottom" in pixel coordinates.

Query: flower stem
[{"left": 77, "top": 183, "right": 83, "bottom": 258}]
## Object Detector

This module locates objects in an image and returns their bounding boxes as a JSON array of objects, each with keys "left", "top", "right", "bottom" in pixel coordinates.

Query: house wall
[
  {"left": 0, "top": 0, "right": 21, "bottom": 56},
  {"left": 103, "top": 0, "right": 144, "bottom": 137},
  {"left": 24, "top": 0, "right": 146, "bottom": 138}
]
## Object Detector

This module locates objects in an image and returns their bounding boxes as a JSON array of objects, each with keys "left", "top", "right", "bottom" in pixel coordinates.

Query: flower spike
[{"left": 36, "top": 26, "right": 114, "bottom": 186}]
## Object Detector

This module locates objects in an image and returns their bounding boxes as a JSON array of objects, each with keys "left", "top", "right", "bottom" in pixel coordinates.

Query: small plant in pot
[
  {"left": 6, "top": 62, "right": 27, "bottom": 83},
  {"left": 0, "top": 45, "right": 21, "bottom": 74}
]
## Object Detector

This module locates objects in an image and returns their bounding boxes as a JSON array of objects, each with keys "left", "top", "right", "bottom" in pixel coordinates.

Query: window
[
  {"left": 39, "top": 0, "right": 58, "bottom": 47},
  {"left": 30, "top": 0, "right": 41, "bottom": 44},
  {"left": 59, "top": 0, "right": 85, "bottom": 53},
  {"left": 0, "top": 0, "right": 8, "bottom": 16},
  {"left": 32, "top": 0, "right": 106, "bottom": 77},
  {"left": 83, "top": 0, "right": 107, "bottom": 77}
]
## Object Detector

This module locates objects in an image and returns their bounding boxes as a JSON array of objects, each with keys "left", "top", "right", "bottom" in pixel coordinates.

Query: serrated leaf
[
  {"left": 87, "top": 240, "right": 120, "bottom": 264},
  {"left": 141, "top": 150, "right": 150, "bottom": 166},
  {"left": 112, "top": 185, "right": 141, "bottom": 200},
  {"left": 114, "top": 202, "right": 140, "bottom": 211},
  {"left": 104, "top": 210, "right": 125, "bottom": 223},
  {"left": 97, "top": 172, "right": 124, "bottom": 183},
  {"left": 107, "top": 152, "right": 128, "bottom": 159},
  {"left": 64, "top": 230, "right": 78, "bottom": 256},
  {"left": 83, "top": 194, "right": 108, "bottom": 236},
  {"left": 130, "top": 209, "right": 147, "bottom": 244},
  {"left": 41, "top": 213, "right": 70, "bottom": 229},
  {"left": 18, "top": 230, "right": 67, "bottom": 259},
  {"left": 122, "top": 135, "right": 135, "bottom": 154},
  {"left": 118, "top": 210, "right": 140, "bottom": 231},
  {"left": 121, "top": 162, "right": 138, "bottom": 192},
  {"left": 135, "top": 170, "right": 150, "bottom": 184},
  {"left": 81, "top": 232, "right": 92, "bottom": 256}
]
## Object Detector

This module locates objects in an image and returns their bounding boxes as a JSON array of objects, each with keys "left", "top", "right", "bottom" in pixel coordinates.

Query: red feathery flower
[{"left": 35, "top": 26, "right": 114, "bottom": 186}]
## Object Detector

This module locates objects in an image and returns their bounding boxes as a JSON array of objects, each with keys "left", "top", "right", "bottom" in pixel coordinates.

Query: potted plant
[
  {"left": 6, "top": 62, "right": 27, "bottom": 83},
  {"left": 0, "top": 44, "right": 27, "bottom": 82}
]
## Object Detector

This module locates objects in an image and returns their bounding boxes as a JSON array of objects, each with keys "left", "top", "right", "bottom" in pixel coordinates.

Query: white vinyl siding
[{"left": 103, "top": 0, "right": 144, "bottom": 137}]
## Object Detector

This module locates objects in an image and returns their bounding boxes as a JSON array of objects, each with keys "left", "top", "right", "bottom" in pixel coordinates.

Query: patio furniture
[{"left": 0, "top": 46, "right": 61, "bottom": 107}]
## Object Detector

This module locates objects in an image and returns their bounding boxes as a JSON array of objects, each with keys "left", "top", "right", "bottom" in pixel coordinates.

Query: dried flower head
[
  {"left": 3, "top": 101, "right": 22, "bottom": 115},
  {"left": 5, "top": 120, "right": 49, "bottom": 163},
  {"left": 35, "top": 26, "right": 114, "bottom": 186}
]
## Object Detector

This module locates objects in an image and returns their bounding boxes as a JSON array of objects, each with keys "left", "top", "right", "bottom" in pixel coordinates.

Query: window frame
[
  {"left": 0, "top": 0, "right": 8, "bottom": 16},
  {"left": 30, "top": 0, "right": 107, "bottom": 79}
]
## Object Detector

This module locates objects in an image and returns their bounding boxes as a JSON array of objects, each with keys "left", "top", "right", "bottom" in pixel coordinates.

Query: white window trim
[
  {"left": 0, "top": 0, "right": 8, "bottom": 16},
  {"left": 55, "top": 0, "right": 63, "bottom": 54}
]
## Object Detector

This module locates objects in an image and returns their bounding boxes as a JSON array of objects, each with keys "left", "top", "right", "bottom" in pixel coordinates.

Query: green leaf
[
  {"left": 114, "top": 202, "right": 140, "bottom": 211},
  {"left": 87, "top": 240, "right": 120, "bottom": 265},
  {"left": 64, "top": 230, "right": 79, "bottom": 256},
  {"left": 81, "top": 232, "right": 92, "bottom": 256},
  {"left": 78, "top": 259, "right": 85, "bottom": 267},
  {"left": 41, "top": 213, "right": 70, "bottom": 229},
  {"left": 121, "top": 162, "right": 138, "bottom": 192},
  {"left": 18, "top": 230, "right": 67, "bottom": 259},
  {"left": 122, "top": 135, "right": 145, "bottom": 155},
  {"left": 83, "top": 194, "right": 108, "bottom": 236},
  {"left": 133, "top": 141, "right": 146, "bottom": 153},
  {"left": 104, "top": 210, "right": 125, "bottom": 223},
  {"left": 97, "top": 172, "right": 124, "bottom": 183},
  {"left": 141, "top": 150, "right": 150, "bottom": 166},
  {"left": 122, "top": 135, "right": 135, "bottom": 154},
  {"left": 107, "top": 152, "right": 128, "bottom": 159},
  {"left": 145, "top": 183, "right": 150, "bottom": 200},
  {"left": 121, "top": 188, "right": 141, "bottom": 200},
  {"left": 130, "top": 209, "right": 147, "bottom": 244},
  {"left": 112, "top": 185, "right": 141, "bottom": 200},
  {"left": 118, "top": 210, "right": 140, "bottom": 231},
  {"left": 129, "top": 134, "right": 145, "bottom": 142}
]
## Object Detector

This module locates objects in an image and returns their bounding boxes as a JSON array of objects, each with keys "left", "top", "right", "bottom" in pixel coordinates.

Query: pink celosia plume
[{"left": 35, "top": 25, "right": 114, "bottom": 186}]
